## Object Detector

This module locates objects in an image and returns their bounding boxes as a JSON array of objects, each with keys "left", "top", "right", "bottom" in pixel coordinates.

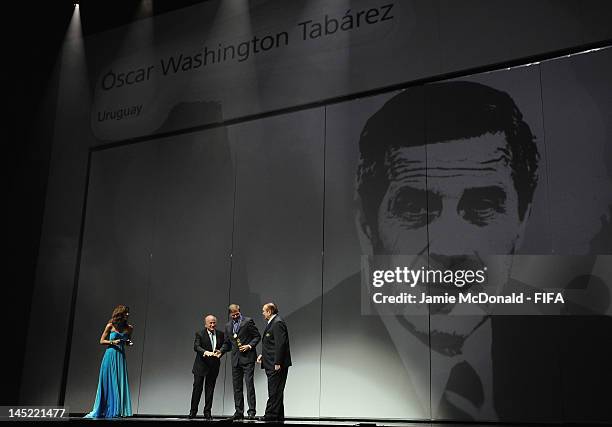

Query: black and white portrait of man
[
  {"left": 291, "top": 48, "right": 612, "bottom": 422},
  {"left": 354, "top": 79, "right": 546, "bottom": 420},
  {"left": 355, "top": 81, "right": 538, "bottom": 259}
]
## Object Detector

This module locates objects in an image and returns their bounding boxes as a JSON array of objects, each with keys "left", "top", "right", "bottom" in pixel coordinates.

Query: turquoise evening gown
[{"left": 84, "top": 331, "right": 133, "bottom": 418}]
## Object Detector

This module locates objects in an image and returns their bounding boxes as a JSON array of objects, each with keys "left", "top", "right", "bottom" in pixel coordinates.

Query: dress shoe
[
  {"left": 245, "top": 414, "right": 256, "bottom": 420},
  {"left": 203, "top": 414, "right": 213, "bottom": 421},
  {"left": 187, "top": 413, "right": 196, "bottom": 419},
  {"left": 229, "top": 413, "right": 244, "bottom": 421}
]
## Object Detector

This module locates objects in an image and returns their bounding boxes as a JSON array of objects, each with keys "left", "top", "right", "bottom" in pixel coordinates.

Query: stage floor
[{"left": 72, "top": 416, "right": 591, "bottom": 426}]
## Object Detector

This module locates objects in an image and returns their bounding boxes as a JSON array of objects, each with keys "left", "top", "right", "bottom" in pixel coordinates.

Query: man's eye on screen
[
  {"left": 458, "top": 186, "right": 506, "bottom": 226},
  {"left": 389, "top": 188, "right": 439, "bottom": 228}
]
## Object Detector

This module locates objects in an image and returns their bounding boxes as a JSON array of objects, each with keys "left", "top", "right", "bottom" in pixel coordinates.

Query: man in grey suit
[{"left": 218, "top": 304, "right": 261, "bottom": 420}]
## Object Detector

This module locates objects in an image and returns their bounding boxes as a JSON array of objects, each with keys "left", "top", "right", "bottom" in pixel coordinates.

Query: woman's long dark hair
[{"left": 109, "top": 305, "right": 129, "bottom": 331}]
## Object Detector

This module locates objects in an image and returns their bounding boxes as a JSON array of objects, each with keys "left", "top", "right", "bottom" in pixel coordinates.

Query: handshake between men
[
  {"left": 189, "top": 303, "right": 291, "bottom": 422},
  {"left": 203, "top": 343, "right": 252, "bottom": 358}
]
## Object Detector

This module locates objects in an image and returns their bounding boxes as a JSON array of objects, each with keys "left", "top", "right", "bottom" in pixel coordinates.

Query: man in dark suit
[
  {"left": 257, "top": 302, "right": 291, "bottom": 422},
  {"left": 189, "top": 314, "right": 224, "bottom": 420},
  {"left": 218, "top": 304, "right": 261, "bottom": 420}
]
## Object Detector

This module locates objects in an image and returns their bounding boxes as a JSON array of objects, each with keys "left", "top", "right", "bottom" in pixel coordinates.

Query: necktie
[
  {"left": 439, "top": 360, "right": 484, "bottom": 420},
  {"left": 233, "top": 321, "right": 239, "bottom": 334},
  {"left": 209, "top": 331, "right": 216, "bottom": 350}
]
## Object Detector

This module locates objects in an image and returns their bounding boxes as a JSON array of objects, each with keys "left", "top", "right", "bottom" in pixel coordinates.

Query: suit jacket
[
  {"left": 286, "top": 272, "right": 612, "bottom": 422},
  {"left": 192, "top": 328, "right": 224, "bottom": 376},
  {"left": 260, "top": 315, "right": 292, "bottom": 370},
  {"left": 220, "top": 316, "right": 261, "bottom": 367}
]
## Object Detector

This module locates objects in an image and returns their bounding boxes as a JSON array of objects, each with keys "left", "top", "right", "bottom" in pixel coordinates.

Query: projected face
[
  {"left": 360, "top": 133, "right": 534, "bottom": 352},
  {"left": 373, "top": 134, "right": 525, "bottom": 348},
  {"left": 356, "top": 82, "right": 540, "bottom": 357},
  {"left": 377, "top": 133, "right": 522, "bottom": 256}
]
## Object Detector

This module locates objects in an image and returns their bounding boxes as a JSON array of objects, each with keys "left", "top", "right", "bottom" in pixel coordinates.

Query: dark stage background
[{"left": 9, "top": 0, "right": 612, "bottom": 423}]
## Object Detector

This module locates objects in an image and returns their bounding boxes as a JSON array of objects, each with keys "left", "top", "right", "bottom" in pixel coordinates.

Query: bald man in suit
[{"left": 257, "top": 303, "right": 291, "bottom": 422}]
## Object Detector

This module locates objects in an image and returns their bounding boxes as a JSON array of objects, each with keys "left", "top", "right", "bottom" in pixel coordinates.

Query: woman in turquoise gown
[{"left": 85, "top": 305, "right": 134, "bottom": 418}]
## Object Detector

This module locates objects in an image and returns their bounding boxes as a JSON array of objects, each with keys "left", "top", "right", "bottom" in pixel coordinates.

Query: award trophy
[{"left": 233, "top": 333, "right": 242, "bottom": 348}]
